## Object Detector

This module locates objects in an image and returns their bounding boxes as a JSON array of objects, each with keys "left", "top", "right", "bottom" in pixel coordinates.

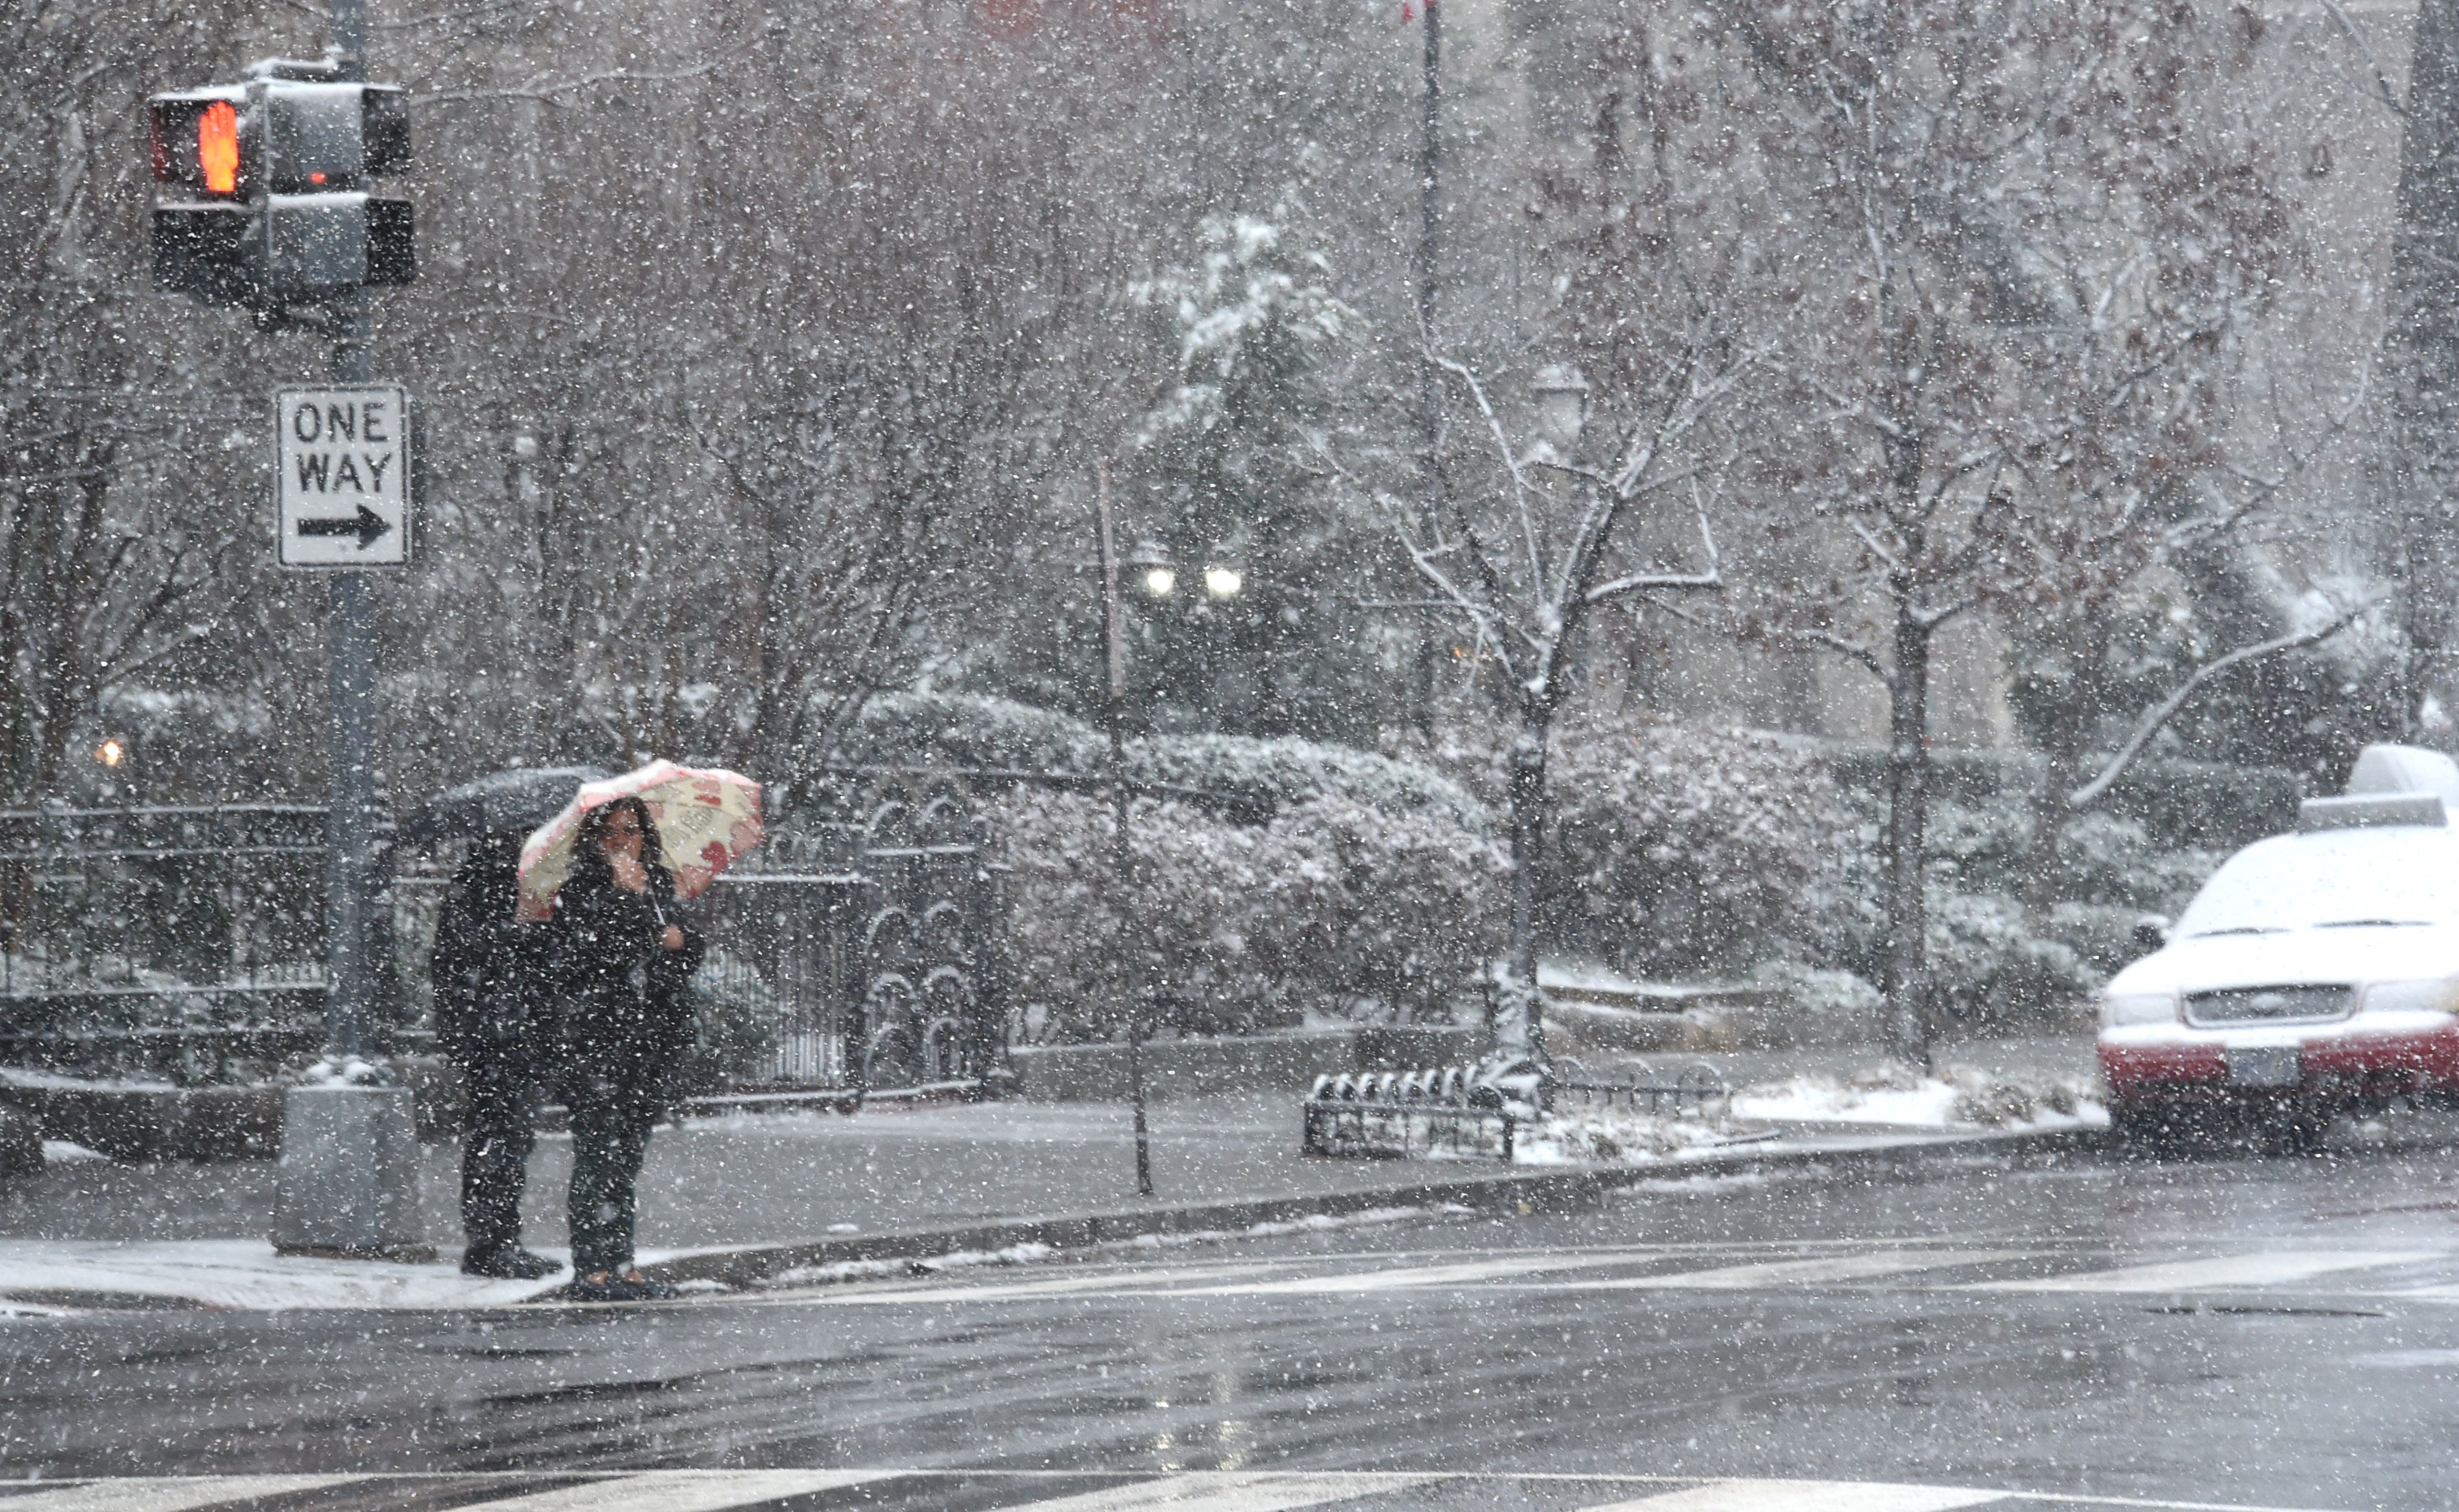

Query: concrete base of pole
[{"left": 270, "top": 1086, "right": 433, "bottom": 1261}]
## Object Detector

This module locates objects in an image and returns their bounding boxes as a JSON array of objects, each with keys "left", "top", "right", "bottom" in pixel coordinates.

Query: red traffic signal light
[
  {"left": 148, "top": 90, "right": 246, "bottom": 198},
  {"left": 200, "top": 101, "right": 238, "bottom": 193},
  {"left": 147, "top": 66, "right": 415, "bottom": 308}
]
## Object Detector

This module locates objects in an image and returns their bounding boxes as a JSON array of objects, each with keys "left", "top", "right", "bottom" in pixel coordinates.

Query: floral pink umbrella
[{"left": 516, "top": 760, "right": 764, "bottom": 921}]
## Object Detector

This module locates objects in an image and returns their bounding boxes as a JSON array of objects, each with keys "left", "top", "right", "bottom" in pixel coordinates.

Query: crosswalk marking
[
  {"left": 987, "top": 1473, "right": 1438, "bottom": 1511},
  {"left": 445, "top": 1470, "right": 895, "bottom": 1512},
  {"left": 1962, "top": 1250, "right": 2439, "bottom": 1294},
  {"left": 1573, "top": 1480, "right": 2009, "bottom": 1511},
  {"left": 0, "top": 1478, "right": 364, "bottom": 1512},
  {"left": 1534, "top": 1250, "right": 2033, "bottom": 1291},
  {"left": 0, "top": 1472, "right": 2364, "bottom": 1512}
]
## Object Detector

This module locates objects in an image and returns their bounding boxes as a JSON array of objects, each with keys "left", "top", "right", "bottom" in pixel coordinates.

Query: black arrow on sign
[{"left": 296, "top": 503, "right": 392, "bottom": 550}]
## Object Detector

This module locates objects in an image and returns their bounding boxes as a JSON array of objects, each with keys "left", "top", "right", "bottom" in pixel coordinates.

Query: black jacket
[
  {"left": 549, "top": 857, "right": 705, "bottom": 1082},
  {"left": 430, "top": 841, "right": 549, "bottom": 1068}
]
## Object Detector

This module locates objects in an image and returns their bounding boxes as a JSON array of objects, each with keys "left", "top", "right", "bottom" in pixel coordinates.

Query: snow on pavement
[{"left": 0, "top": 1239, "right": 578, "bottom": 1310}]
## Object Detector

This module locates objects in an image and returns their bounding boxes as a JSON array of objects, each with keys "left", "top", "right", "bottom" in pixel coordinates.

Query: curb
[{"left": 637, "top": 1122, "right": 2101, "bottom": 1290}]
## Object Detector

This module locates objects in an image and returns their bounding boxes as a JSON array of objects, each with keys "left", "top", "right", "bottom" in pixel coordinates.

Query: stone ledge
[{"left": 0, "top": 1084, "right": 282, "bottom": 1164}]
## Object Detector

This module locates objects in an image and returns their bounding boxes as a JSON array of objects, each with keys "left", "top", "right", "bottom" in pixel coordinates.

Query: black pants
[
  {"left": 566, "top": 1069, "right": 659, "bottom": 1276},
  {"left": 454, "top": 1051, "right": 539, "bottom": 1257}
]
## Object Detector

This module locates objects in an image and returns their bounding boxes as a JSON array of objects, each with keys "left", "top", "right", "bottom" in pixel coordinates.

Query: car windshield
[{"left": 2176, "top": 828, "right": 2459, "bottom": 937}]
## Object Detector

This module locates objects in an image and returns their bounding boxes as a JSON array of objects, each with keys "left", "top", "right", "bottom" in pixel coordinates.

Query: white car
[{"left": 2099, "top": 743, "right": 2459, "bottom": 1145}]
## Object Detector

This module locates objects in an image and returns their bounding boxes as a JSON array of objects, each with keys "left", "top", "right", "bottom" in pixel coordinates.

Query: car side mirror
[{"left": 2132, "top": 915, "right": 2172, "bottom": 954}]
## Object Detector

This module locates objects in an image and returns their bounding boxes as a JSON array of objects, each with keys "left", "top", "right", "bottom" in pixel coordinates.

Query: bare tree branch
[{"left": 2066, "top": 601, "right": 2375, "bottom": 810}]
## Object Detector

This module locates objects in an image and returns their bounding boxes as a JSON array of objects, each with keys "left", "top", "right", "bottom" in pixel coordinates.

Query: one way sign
[{"left": 276, "top": 385, "right": 410, "bottom": 568}]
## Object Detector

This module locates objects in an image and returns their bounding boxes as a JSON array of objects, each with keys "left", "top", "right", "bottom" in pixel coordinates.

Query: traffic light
[{"left": 148, "top": 61, "right": 414, "bottom": 309}]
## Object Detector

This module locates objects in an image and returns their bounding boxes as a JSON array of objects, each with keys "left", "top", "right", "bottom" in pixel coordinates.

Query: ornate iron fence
[
  {"left": 699, "top": 776, "right": 1011, "bottom": 1096},
  {"left": 0, "top": 780, "right": 1014, "bottom": 1093},
  {"left": 0, "top": 805, "right": 364, "bottom": 1082}
]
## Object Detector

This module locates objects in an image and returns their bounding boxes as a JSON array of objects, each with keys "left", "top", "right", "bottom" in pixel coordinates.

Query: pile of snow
[
  {"left": 765, "top": 1241, "right": 1058, "bottom": 1289},
  {"left": 1120, "top": 1204, "right": 1462, "bottom": 1249},
  {"left": 1730, "top": 1064, "right": 2106, "bottom": 1132},
  {"left": 295, "top": 1054, "right": 388, "bottom": 1087},
  {"left": 1511, "top": 1109, "right": 1746, "bottom": 1166}
]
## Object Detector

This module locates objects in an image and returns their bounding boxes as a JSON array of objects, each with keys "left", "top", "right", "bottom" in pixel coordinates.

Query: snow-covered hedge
[
  {"left": 1924, "top": 892, "right": 2093, "bottom": 1024},
  {"left": 1129, "top": 735, "right": 1485, "bottom": 828},
  {"left": 2035, "top": 810, "right": 2223, "bottom": 915},
  {"left": 832, "top": 694, "right": 1486, "bottom": 826},
  {"left": 1292, "top": 794, "right": 1511, "bottom": 1018},
  {"left": 1538, "top": 721, "right": 1857, "bottom": 978},
  {"left": 838, "top": 693, "right": 1111, "bottom": 776},
  {"left": 995, "top": 788, "right": 1504, "bottom": 1037},
  {"left": 999, "top": 789, "right": 1339, "bottom": 1037}
]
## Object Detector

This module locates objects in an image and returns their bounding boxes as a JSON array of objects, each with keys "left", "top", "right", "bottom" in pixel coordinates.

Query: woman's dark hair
[{"left": 571, "top": 795, "right": 663, "bottom": 885}]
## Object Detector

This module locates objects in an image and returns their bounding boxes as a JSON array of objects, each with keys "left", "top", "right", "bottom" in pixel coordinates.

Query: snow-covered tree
[
  {"left": 0, "top": 0, "right": 261, "bottom": 813},
  {"left": 1120, "top": 173, "right": 1394, "bottom": 741},
  {"left": 1317, "top": 337, "right": 1749, "bottom": 1059},
  {"left": 1717, "top": 0, "right": 2301, "bottom": 1062}
]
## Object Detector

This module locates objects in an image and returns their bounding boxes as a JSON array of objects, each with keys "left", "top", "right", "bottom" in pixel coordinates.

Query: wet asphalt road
[{"left": 6, "top": 1142, "right": 2459, "bottom": 1510}]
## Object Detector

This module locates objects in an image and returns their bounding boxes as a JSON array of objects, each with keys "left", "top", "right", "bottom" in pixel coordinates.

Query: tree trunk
[
  {"left": 1496, "top": 715, "right": 1550, "bottom": 1064},
  {"left": 2020, "top": 616, "right": 2099, "bottom": 915},
  {"left": 2020, "top": 755, "right": 2075, "bottom": 916},
  {"left": 1881, "top": 607, "right": 1934, "bottom": 1070}
]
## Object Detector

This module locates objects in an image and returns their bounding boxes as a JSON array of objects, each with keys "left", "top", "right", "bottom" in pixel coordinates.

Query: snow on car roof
[{"left": 2176, "top": 825, "right": 2459, "bottom": 938}]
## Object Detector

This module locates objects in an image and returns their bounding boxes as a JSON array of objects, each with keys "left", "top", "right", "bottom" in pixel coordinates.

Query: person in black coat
[
  {"left": 429, "top": 832, "right": 559, "bottom": 1279},
  {"left": 550, "top": 795, "right": 704, "bottom": 1302}
]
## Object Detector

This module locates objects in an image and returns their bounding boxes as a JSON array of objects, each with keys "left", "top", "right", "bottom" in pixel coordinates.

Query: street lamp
[
  {"left": 93, "top": 738, "right": 126, "bottom": 769},
  {"left": 1203, "top": 565, "right": 1244, "bottom": 599},
  {"left": 1125, "top": 540, "right": 1175, "bottom": 598},
  {"left": 1529, "top": 363, "right": 1591, "bottom": 450}
]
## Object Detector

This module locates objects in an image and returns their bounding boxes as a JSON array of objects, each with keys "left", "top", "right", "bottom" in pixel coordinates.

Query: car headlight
[
  {"left": 2102, "top": 992, "right": 2177, "bottom": 1027},
  {"left": 2362, "top": 978, "right": 2459, "bottom": 1015}
]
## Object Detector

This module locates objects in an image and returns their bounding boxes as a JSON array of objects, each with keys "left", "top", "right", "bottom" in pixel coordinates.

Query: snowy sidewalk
[{"left": 0, "top": 1034, "right": 2101, "bottom": 1311}]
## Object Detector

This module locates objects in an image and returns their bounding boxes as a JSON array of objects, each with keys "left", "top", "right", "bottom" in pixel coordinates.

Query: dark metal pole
[
  {"left": 1411, "top": 1, "right": 1444, "bottom": 741},
  {"left": 324, "top": 0, "right": 377, "bottom": 1064},
  {"left": 1097, "top": 461, "right": 1154, "bottom": 1198},
  {"left": 271, "top": 0, "right": 429, "bottom": 1260},
  {"left": 1417, "top": 0, "right": 1440, "bottom": 352}
]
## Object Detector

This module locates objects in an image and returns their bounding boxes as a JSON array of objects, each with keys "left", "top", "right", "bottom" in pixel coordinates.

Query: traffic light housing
[{"left": 147, "top": 62, "right": 414, "bottom": 309}]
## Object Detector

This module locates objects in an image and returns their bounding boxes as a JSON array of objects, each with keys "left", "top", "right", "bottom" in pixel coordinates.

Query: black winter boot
[{"left": 462, "top": 1247, "right": 560, "bottom": 1279}]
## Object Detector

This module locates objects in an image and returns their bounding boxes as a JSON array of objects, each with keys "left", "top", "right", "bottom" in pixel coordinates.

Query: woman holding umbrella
[
  {"left": 521, "top": 760, "right": 761, "bottom": 1302},
  {"left": 551, "top": 795, "right": 704, "bottom": 1302}
]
